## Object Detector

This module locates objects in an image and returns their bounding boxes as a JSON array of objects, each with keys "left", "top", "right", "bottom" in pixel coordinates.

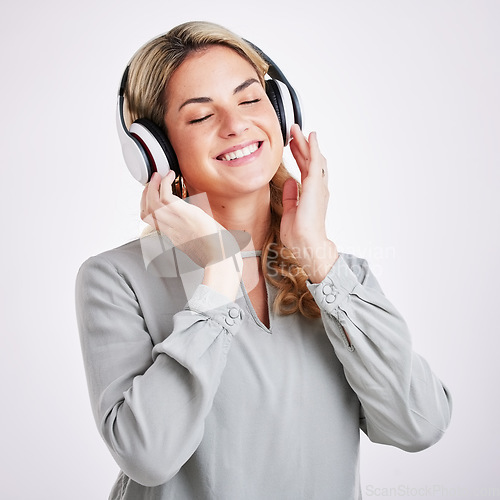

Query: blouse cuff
[
  {"left": 185, "top": 284, "right": 244, "bottom": 336},
  {"left": 306, "top": 254, "right": 359, "bottom": 314}
]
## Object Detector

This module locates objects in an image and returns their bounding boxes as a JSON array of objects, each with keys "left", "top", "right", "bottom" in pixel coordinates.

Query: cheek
[
  {"left": 265, "top": 108, "right": 285, "bottom": 146},
  {"left": 169, "top": 129, "right": 206, "bottom": 168},
  {"left": 267, "top": 112, "right": 285, "bottom": 155}
]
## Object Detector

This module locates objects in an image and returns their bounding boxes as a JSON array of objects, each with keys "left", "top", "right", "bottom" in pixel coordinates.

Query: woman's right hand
[{"left": 140, "top": 171, "right": 243, "bottom": 300}]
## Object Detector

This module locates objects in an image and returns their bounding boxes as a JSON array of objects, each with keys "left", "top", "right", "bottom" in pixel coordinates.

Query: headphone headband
[{"left": 243, "top": 39, "right": 302, "bottom": 130}]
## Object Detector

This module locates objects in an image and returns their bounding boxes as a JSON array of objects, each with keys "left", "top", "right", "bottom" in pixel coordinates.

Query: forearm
[
  {"left": 100, "top": 306, "right": 237, "bottom": 486},
  {"left": 308, "top": 254, "right": 452, "bottom": 451},
  {"left": 76, "top": 256, "right": 243, "bottom": 486}
]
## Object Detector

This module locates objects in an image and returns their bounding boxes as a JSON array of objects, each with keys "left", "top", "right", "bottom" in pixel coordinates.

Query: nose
[{"left": 218, "top": 108, "right": 249, "bottom": 138}]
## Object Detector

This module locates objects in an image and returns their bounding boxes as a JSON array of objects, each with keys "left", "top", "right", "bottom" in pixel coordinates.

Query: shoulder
[
  {"left": 75, "top": 238, "right": 147, "bottom": 301},
  {"left": 82, "top": 238, "right": 141, "bottom": 267},
  {"left": 77, "top": 238, "right": 147, "bottom": 284},
  {"left": 76, "top": 233, "right": 188, "bottom": 295},
  {"left": 75, "top": 236, "right": 201, "bottom": 340},
  {"left": 77, "top": 231, "right": 177, "bottom": 277}
]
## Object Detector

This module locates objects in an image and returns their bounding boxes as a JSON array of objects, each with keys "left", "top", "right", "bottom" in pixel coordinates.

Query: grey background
[{"left": 1, "top": 1, "right": 498, "bottom": 498}]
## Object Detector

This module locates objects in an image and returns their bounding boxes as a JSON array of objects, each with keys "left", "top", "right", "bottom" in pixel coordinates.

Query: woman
[{"left": 76, "top": 21, "right": 451, "bottom": 499}]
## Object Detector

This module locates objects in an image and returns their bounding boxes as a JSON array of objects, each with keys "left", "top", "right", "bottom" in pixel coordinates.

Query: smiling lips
[{"left": 216, "top": 141, "right": 262, "bottom": 162}]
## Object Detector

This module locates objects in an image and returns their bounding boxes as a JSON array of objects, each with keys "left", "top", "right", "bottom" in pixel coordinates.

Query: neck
[{"left": 206, "top": 188, "right": 271, "bottom": 253}]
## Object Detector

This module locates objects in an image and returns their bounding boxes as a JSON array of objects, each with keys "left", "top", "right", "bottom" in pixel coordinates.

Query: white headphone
[{"left": 117, "top": 40, "right": 302, "bottom": 184}]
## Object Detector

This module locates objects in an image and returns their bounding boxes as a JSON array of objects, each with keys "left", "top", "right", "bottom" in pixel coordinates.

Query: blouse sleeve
[
  {"left": 75, "top": 255, "right": 243, "bottom": 487},
  {"left": 307, "top": 254, "right": 452, "bottom": 452}
]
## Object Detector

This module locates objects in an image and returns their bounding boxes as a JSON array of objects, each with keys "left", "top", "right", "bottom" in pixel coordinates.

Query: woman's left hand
[{"left": 280, "top": 124, "right": 339, "bottom": 283}]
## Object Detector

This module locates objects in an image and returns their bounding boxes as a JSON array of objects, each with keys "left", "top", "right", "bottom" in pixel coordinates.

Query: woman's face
[{"left": 164, "top": 45, "right": 284, "bottom": 201}]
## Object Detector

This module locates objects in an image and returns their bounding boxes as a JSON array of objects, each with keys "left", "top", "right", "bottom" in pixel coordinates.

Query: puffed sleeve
[
  {"left": 75, "top": 255, "right": 243, "bottom": 487},
  {"left": 307, "top": 253, "right": 452, "bottom": 452}
]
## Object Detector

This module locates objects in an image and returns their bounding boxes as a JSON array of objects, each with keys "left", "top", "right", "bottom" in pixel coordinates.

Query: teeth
[{"left": 221, "top": 142, "right": 259, "bottom": 161}]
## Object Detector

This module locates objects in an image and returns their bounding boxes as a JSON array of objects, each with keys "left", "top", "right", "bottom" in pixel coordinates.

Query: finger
[
  {"left": 308, "top": 131, "right": 318, "bottom": 155},
  {"left": 307, "top": 132, "right": 323, "bottom": 164},
  {"left": 140, "top": 183, "right": 149, "bottom": 220},
  {"left": 282, "top": 177, "right": 299, "bottom": 213},
  {"left": 159, "top": 170, "right": 177, "bottom": 204},
  {"left": 290, "top": 124, "right": 310, "bottom": 163},
  {"left": 307, "top": 132, "right": 328, "bottom": 180},
  {"left": 289, "top": 134, "right": 305, "bottom": 164},
  {"left": 290, "top": 130, "right": 312, "bottom": 179},
  {"left": 145, "top": 172, "right": 162, "bottom": 213}
]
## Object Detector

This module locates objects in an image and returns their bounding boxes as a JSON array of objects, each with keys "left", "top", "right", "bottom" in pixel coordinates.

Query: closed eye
[
  {"left": 189, "top": 114, "right": 213, "bottom": 124},
  {"left": 240, "top": 98, "right": 261, "bottom": 105}
]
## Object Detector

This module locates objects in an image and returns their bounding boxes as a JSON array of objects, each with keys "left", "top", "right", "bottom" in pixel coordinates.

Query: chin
[
  {"left": 234, "top": 168, "right": 277, "bottom": 193},
  {"left": 184, "top": 160, "right": 279, "bottom": 200}
]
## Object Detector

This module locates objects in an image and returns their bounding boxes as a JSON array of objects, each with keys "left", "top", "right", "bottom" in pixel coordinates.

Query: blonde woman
[{"left": 76, "top": 21, "right": 451, "bottom": 500}]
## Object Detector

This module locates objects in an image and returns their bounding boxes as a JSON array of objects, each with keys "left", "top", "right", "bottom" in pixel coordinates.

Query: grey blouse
[{"left": 75, "top": 235, "right": 451, "bottom": 499}]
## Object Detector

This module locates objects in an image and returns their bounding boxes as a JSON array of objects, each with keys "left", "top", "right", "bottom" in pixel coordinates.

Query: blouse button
[
  {"left": 325, "top": 293, "right": 336, "bottom": 304},
  {"left": 322, "top": 284, "right": 333, "bottom": 295},
  {"left": 228, "top": 307, "right": 240, "bottom": 319},
  {"left": 225, "top": 317, "right": 235, "bottom": 326}
]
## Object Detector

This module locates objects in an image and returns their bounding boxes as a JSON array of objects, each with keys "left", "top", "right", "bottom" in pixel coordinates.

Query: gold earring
[{"left": 173, "top": 175, "right": 187, "bottom": 198}]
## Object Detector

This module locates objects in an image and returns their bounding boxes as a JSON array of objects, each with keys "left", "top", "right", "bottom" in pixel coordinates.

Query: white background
[{"left": 1, "top": 1, "right": 498, "bottom": 498}]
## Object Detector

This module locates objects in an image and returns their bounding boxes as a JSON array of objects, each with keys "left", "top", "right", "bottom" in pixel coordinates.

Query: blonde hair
[{"left": 126, "top": 21, "right": 320, "bottom": 319}]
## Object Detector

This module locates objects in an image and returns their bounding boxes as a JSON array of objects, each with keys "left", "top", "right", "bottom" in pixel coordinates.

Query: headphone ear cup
[
  {"left": 116, "top": 96, "right": 152, "bottom": 185},
  {"left": 265, "top": 79, "right": 296, "bottom": 146},
  {"left": 129, "top": 118, "right": 180, "bottom": 181}
]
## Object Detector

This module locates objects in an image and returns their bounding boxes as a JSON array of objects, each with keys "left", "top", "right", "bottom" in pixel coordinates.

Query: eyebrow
[
  {"left": 233, "top": 78, "right": 260, "bottom": 94},
  {"left": 178, "top": 78, "right": 260, "bottom": 111}
]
